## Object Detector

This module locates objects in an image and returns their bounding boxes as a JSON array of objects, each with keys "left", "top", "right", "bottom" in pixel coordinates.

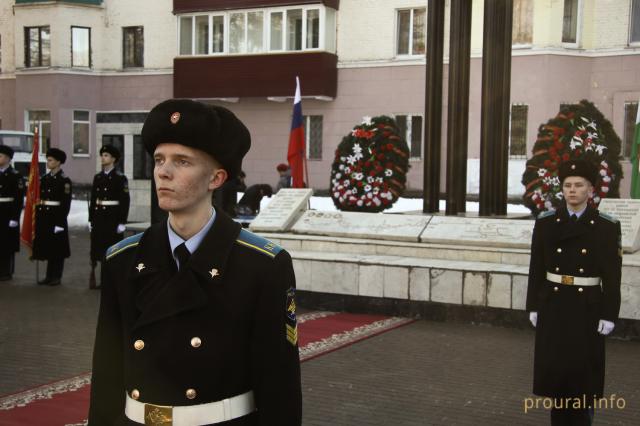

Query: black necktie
[
  {"left": 571, "top": 214, "right": 578, "bottom": 222},
  {"left": 174, "top": 243, "right": 191, "bottom": 270}
]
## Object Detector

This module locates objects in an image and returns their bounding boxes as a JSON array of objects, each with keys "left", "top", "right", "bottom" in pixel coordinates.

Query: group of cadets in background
[{"left": 0, "top": 144, "right": 129, "bottom": 288}]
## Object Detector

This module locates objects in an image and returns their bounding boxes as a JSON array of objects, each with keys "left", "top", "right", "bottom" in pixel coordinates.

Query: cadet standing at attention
[
  {"left": 526, "top": 159, "right": 622, "bottom": 426},
  {"left": 89, "top": 145, "right": 130, "bottom": 289},
  {"left": 32, "top": 148, "right": 72, "bottom": 286},
  {"left": 0, "top": 145, "right": 24, "bottom": 281},
  {"left": 89, "top": 99, "right": 302, "bottom": 425}
]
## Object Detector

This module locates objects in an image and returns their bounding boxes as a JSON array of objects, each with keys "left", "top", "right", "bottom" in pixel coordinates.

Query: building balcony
[
  {"left": 15, "top": 0, "right": 102, "bottom": 4},
  {"left": 173, "top": 0, "right": 339, "bottom": 14}
]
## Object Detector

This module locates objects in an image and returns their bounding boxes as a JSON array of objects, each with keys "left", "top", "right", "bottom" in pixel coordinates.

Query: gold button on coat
[
  {"left": 191, "top": 337, "right": 202, "bottom": 348},
  {"left": 557, "top": 248, "right": 562, "bottom": 253},
  {"left": 579, "top": 268, "right": 584, "bottom": 273},
  {"left": 131, "top": 389, "right": 140, "bottom": 400},
  {"left": 555, "top": 267, "right": 560, "bottom": 272},
  {"left": 581, "top": 249, "right": 587, "bottom": 254},
  {"left": 134, "top": 340, "right": 145, "bottom": 351},
  {"left": 553, "top": 286, "right": 559, "bottom": 291},
  {"left": 186, "top": 388, "right": 197, "bottom": 399},
  {"left": 578, "top": 288, "right": 584, "bottom": 292}
]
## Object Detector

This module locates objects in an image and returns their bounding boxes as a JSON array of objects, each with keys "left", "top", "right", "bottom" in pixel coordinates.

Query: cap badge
[{"left": 170, "top": 112, "right": 181, "bottom": 124}]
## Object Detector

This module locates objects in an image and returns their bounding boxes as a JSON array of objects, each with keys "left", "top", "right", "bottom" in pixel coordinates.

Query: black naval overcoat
[
  {"left": 88, "top": 210, "right": 302, "bottom": 425},
  {"left": 0, "top": 166, "right": 24, "bottom": 255},
  {"left": 32, "top": 171, "right": 72, "bottom": 260},
  {"left": 526, "top": 204, "right": 622, "bottom": 399},
  {"left": 89, "top": 170, "right": 130, "bottom": 262}
]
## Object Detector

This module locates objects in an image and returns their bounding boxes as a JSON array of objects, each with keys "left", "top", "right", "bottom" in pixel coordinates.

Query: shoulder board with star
[
  {"left": 235, "top": 229, "right": 283, "bottom": 258},
  {"left": 598, "top": 211, "right": 619, "bottom": 224},
  {"left": 537, "top": 210, "right": 556, "bottom": 220},
  {"left": 105, "top": 233, "right": 143, "bottom": 260}
]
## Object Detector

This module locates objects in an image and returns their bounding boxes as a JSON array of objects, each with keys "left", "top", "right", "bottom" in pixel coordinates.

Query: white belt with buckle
[
  {"left": 40, "top": 200, "right": 61, "bottom": 206},
  {"left": 0, "top": 197, "right": 14, "bottom": 202},
  {"left": 546, "top": 272, "right": 600, "bottom": 286},
  {"left": 125, "top": 390, "right": 255, "bottom": 425},
  {"left": 97, "top": 200, "right": 120, "bottom": 206}
]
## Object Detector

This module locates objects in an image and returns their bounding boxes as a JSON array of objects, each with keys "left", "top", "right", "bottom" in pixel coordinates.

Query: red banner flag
[
  {"left": 287, "top": 77, "right": 306, "bottom": 188},
  {"left": 21, "top": 127, "right": 40, "bottom": 250}
]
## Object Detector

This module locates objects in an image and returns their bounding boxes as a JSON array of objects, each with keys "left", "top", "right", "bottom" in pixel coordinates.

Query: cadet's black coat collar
[
  {"left": 554, "top": 203, "right": 598, "bottom": 242},
  {"left": 130, "top": 209, "right": 242, "bottom": 330}
]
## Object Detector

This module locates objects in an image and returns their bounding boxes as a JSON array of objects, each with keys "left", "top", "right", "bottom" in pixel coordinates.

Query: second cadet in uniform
[
  {"left": 526, "top": 159, "right": 622, "bottom": 426},
  {"left": 33, "top": 148, "right": 72, "bottom": 286},
  {"left": 89, "top": 99, "right": 302, "bottom": 425},
  {"left": 0, "top": 145, "right": 25, "bottom": 281},
  {"left": 89, "top": 145, "right": 130, "bottom": 289}
]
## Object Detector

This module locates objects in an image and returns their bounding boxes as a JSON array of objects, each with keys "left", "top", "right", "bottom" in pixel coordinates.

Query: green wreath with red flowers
[
  {"left": 521, "top": 99, "right": 623, "bottom": 216},
  {"left": 330, "top": 116, "right": 410, "bottom": 212}
]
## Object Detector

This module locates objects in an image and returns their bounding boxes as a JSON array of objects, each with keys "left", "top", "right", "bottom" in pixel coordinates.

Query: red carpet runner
[{"left": 0, "top": 311, "right": 413, "bottom": 426}]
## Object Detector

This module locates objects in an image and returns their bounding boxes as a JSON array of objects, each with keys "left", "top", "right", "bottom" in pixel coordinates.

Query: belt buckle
[
  {"left": 561, "top": 275, "right": 574, "bottom": 285},
  {"left": 144, "top": 403, "right": 173, "bottom": 425}
]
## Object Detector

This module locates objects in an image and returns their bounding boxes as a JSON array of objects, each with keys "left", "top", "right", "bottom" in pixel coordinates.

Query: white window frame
[
  {"left": 71, "top": 26, "right": 91, "bottom": 68},
  {"left": 629, "top": 0, "right": 640, "bottom": 46},
  {"left": 177, "top": 5, "right": 326, "bottom": 56},
  {"left": 25, "top": 110, "right": 51, "bottom": 154},
  {"left": 508, "top": 103, "right": 528, "bottom": 159},
  {"left": 561, "top": 0, "right": 582, "bottom": 48},
  {"left": 395, "top": 8, "right": 427, "bottom": 59},
  {"left": 512, "top": 0, "right": 534, "bottom": 49},
  {"left": 394, "top": 113, "right": 423, "bottom": 160},
  {"left": 72, "top": 110, "right": 91, "bottom": 157},
  {"left": 303, "top": 115, "right": 323, "bottom": 160}
]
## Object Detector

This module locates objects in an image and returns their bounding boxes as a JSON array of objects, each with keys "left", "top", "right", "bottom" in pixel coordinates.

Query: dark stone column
[
  {"left": 423, "top": 0, "right": 445, "bottom": 213},
  {"left": 479, "top": 0, "right": 513, "bottom": 216},
  {"left": 445, "top": 0, "right": 473, "bottom": 215}
]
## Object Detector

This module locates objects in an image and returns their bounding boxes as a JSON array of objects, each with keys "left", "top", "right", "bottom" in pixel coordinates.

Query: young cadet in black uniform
[
  {"left": 89, "top": 99, "right": 302, "bottom": 425},
  {"left": 32, "top": 148, "right": 72, "bottom": 286},
  {"left": 0, "top": 145, "right": 25, "bottom": 281},
  {"left": 526, "top": 159, "right": 622, "bottom": 426},
  {"left": 89, "top": 145, "right": 130, "bottom": 289}
]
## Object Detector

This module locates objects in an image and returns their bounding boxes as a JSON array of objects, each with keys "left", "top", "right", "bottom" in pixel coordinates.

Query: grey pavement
[{"left": 1, "top": 230, "right": 639, "bottom": 425}]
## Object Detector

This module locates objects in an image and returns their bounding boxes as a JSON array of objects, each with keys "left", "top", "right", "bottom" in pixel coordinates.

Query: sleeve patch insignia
[
  {"left": 285, "top": 287, "right": 297, "bottom": 346},
  {"left": 64, "top": 183, "right": 71, "bottom": 194}
]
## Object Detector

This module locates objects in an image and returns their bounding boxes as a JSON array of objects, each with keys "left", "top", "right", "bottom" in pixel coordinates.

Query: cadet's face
[
  {"left": 0, "top": 153, "right": 10, "bottom": 168},
  {"left": 153, "top": 143, "right": 227, "bottom": 213},
  {"left": 100, "top": 152, "right": 116, "bottom": 167},
  {"left": 562, "top": 176, "right": 592, "bottom": 209},
  {"left": 46, "top": 157, "right": 61, "bottom": 170}
]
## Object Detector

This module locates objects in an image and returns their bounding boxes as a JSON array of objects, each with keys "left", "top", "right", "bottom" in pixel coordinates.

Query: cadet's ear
[{"left": 210, "top": 167, "right": 228, "bottom": 191}]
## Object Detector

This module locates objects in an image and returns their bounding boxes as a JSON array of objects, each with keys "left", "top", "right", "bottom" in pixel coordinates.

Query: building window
[
  {"left": 513, "top": 0, "right": 533, "bottom": 45},
  {"left": 630, "top": 0, "right": 640, "bottom": 44},
  {"left": 24, "top": 26, "right": 50, "bottom": 67},
  {"left": 72, "top": 111, "right": 90, "bottom": 156},
  {"left": 27, "top": 110, "right": 51, "bottom": 152},
  {"left": 509, "top": 104, "right": 528, "bottom": 159},
  {"left": 562, "top": 0, "right": 580, "bottom": 44},
  {"left": 133, "top": 134, "right": 153, "bottom": 179},
  {"left": 395, "top": 114, "right": 423, "bottom": 159},
  {"left": 178, "top": 6, "right": 326, "bottom": 56},
  {"left": 397, "top": 8, "right": 426, "bottom": 56},
  {"left": 123, "top": 26, "right": 144, "bottom": 68},
  {"left": 102, "top": 135, "right": 125, "bottom": 173},
  {"left": 623, "top": 102, "right": 638, "bottom": 160},
  {"left": 304, "top": 115, "right": 322, "bottom": 160},
  {"left": 71, "top": 26, "right": 91, "bottom": 67}
]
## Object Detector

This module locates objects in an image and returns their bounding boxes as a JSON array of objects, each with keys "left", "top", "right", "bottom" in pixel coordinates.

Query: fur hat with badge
[
  {"left": 100, "top": 144, "right": 121, "bottom": 161},
  {"left": 558, "top": 159, "right": 598, "bottom": 186},
  {"left": 0, "top": 145, "right": 14, "bottom": 159},
  {"left": 141, "top": 99, "right": 251, "bottom": 179},
  {"left": 46, "top": 148, "right": 67, "bottom": 164}
]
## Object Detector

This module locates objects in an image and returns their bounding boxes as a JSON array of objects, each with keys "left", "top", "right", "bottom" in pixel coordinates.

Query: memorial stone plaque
[
  {"left": 597, "top": 199, "right": 640, "bottom": 253},
  {"left": 420, "top": 216, "right": 534, "bottom": 248},
  {"left": 249, "top": 188, "right": 314, "bottom": 232},
  {"left": 291, "top": 211, "right": 431, "bottom": 241}
]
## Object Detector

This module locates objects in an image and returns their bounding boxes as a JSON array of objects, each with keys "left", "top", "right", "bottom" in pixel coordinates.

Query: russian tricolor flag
[{"left": 287, "top": 77, "right": 306, "bottom": 188}]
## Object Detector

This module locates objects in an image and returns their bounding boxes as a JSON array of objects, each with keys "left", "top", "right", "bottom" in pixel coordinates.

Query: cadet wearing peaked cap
[
  {"left": 526, "top": 159, "right": 622, "bottom": 425},
  {"left": 0, "top": 145, "right": 25, "bottom": 281},
  {"left": 89, "top": 144, "right": 130, "bottom": 289},
  {"left": 89, "top": 99, "right": 302, "bottom": 426}
]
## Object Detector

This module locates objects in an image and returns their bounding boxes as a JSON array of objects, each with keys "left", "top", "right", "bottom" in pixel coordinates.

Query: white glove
[
  {"left": 54, "top": 226, "right": 64, "bottom": 234},
  {"left": 8, "top": 220, "right": 18, "bottom": 228},
  {"left": 529, "top": 312, "right": 538, "bottom": 327},
  {"left": 597, "top": 319, "right": 615, "bottom": 336},
  {"left": 87, "top": 222, "right": 92, "bottom": 231},
  {"left": 117, "top": 224, "right": 126, "bottom": 233}
]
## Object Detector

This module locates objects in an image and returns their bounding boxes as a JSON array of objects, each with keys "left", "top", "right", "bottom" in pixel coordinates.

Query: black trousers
[
  {"left": 45, "top": 258, "right": 65, "bottom": 280},
  {"left": 0, "top": 253, "right": 15, "bottom": 277},
  {"left": 551, "top": 406, "right": 592, "bottom": 426}
]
